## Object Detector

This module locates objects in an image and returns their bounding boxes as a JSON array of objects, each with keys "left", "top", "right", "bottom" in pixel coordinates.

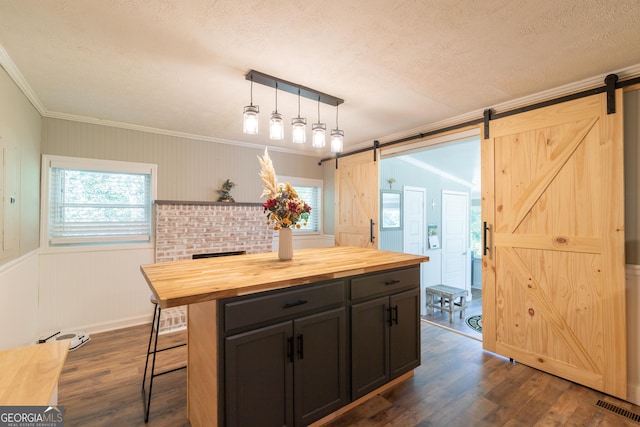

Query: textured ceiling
[{"left": 0, "top": 0, "right": 639, "bottom": 158}]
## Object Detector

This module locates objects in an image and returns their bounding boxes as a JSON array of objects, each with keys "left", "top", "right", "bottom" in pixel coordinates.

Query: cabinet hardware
[
  {"left": 284, "top": 299, "right": 308, "bottom": 309},
  {"left": 384, "top": 279, "right": 400, "bottom": 286},
  {"left": 288, "top": 337, "right": 294, "bottom": 363},
  {"left": 387, "top": 307, "right": 393, "bottom": 327},
  {"left": 297, "top": 335, "right": 304, "bottom": 360},
  {"left": 392, "top": 306, "right": 399, "bottom": 325}
]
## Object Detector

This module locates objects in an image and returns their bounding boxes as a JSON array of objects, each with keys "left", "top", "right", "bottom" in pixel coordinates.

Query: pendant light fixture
[
  {"left": 330, "top": 103, "right": 344, "bottom": 153},
  {"left": 312, "top": 96, "right": 326, "bottom": 148},
  {"left": 291, "top": 89, "right": 306, "bottom": 144},
  {"left": 242, "top": 74, "right": 259, "bottom": 135},
  {"left": 243, "top": 70, "right": 344, "bottom": 148},
  {"left": 270, "top": 82, "right": 284, "bottom": 140}
]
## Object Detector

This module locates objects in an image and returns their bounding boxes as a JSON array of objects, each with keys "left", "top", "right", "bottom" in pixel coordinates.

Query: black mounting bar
[
  {"left": 320, "top": 73, "right": 640, "bottom": 166},
  {"left": 246, "top": 70, "right": 344, "bottom": 107},
  {"left": 605, "top": 74, "right": 618, "bottom": 114}
]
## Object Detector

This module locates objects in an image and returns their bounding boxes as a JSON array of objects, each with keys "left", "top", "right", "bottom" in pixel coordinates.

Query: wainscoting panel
[
  {"left": 38, "top": 247, "right": 155, "bottom": 336},
  {"left": 0, "top": 250, "right": 39, "bottom": 350}
]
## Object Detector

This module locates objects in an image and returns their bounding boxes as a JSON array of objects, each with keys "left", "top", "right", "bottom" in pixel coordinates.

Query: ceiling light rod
[{"left": 245, "top": 70, "right": 344, "bottom": 107}]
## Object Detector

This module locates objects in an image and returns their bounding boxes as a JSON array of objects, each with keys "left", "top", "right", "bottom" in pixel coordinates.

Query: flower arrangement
[{"left": 258, "top": 148, "right": 312, "bottom": 230}]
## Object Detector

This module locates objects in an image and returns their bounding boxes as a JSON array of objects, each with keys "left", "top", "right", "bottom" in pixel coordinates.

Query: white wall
[
  {"left": 38, "top": 247, "right": 154, "bottom": 336},
  {"left": 0, "top": 252, "right": 39, "bottom": 350}
]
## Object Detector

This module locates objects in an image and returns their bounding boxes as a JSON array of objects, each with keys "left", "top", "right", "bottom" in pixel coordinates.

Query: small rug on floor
[{"left": 465, "top": 315, "right": 482, "bottom": 333}]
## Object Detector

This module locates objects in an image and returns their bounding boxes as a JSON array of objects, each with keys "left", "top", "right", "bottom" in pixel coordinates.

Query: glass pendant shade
[
  {"left": 330, "top": 129, "right": 344, "bottom": 153},
  {"left": 312, "top": 122, "right": 326, "bottom": 148},
  {"left": 243, "top": 105, "right": 259, "bottom": 134},
  {"left": 291, "top": 117, "right": 306, "bottom": 144},
  {"left": 270, "top": 112, "right": 284, "bottom": 140}
]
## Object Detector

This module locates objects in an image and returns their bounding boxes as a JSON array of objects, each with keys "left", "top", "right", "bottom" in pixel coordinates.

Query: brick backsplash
[
  {"left": 153, "top": 201, "right": 273, "bottom": 332},
  {"left": 155, "top": 201, "right": 273, "bottom": 263}
]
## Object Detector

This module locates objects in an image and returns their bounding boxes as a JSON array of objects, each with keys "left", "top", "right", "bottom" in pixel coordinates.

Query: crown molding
[
  {"left": 0, "top": 42, "right": 47, "bottom": 115},
  {"left": 42, "top": 110, "right": 322, "bottom": 157},
  {"left": 2, "top": 38, "right": 639, "bottom": 158}
]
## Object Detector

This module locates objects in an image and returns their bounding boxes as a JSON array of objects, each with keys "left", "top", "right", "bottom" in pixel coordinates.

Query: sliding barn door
[
  {"left": 334, "top": 152, "right": 379, "bottom": 248},
  {"left": 482, "top": 92, "right": 627, "bottom": 398}
]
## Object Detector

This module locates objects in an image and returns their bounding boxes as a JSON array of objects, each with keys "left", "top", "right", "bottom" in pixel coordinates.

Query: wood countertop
[
  {"left": 141, "top": 246, "right": 428, "bottom": 308},
  {"left": 0, "top": 340, "right": 69, "bottom": 405}
]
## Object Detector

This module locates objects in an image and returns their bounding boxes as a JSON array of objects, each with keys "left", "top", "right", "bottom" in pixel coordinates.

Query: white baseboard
[{"left": 43, "top": 313, "right": 154, "bottom": 338}]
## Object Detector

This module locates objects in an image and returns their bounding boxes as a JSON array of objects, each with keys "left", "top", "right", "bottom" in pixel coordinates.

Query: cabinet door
[
  {"left": 293, "top": 307, "right": 347, "bottom": 426},
  {"left": 225, "top": 321, "right": 293, "bottom": 427},
  {"left": 389, "top": 288, "right": 421, "bottom": 378},
  {"left": 351, "top": 296, "right": 389, "bottom": 399}
]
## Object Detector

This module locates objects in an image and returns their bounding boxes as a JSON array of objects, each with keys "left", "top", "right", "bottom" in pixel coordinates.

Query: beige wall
[
  {"left": 0, "top": 66, "right": 41, "bottom": 349},
  {"left": 0, "top": 66, "right": 41, "bottom": 261},
  {"left": 41, "top": 118, "right": 323, "bottom": 203},
  {"left": 625, "top": 89, "right": 640, "bottom": 264}
]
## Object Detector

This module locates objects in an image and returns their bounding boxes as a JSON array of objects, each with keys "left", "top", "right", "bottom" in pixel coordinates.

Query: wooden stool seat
[{"left": 425, "top": 284, "right": 468, "bottom": 323}]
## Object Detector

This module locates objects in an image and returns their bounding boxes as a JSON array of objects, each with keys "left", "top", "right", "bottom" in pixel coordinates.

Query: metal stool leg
[
  {"left": 142, "top": 301, "right": 187, "bottom": 423},
  {"left": 143, "top": 303, "right": 161, "bottom": 422},
  {"left": 142, "top": 302, "right": 158, "bottom": 393}
]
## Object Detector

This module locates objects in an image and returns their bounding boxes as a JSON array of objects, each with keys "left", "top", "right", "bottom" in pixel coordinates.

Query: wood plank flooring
[{"left": 57, "top": 320, "right": 640, "bottom": 426}]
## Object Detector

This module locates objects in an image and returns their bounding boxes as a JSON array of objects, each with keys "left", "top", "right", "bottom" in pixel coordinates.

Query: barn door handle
[
  {"left": 483, "top": 221, "right": 491, "bottom": 256},
  {"left": 370, "top": 219, "right": 376, "bottom": 243}
]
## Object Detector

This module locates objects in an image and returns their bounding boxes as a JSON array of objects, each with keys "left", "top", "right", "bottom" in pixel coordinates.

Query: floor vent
[{"left": 596, "top": 399, "right": 640, "bottom": 423}]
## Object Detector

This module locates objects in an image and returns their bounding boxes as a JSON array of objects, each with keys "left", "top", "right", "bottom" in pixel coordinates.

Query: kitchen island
[{"left": 141, "top": 246, "right": 428, "bottom": 426}]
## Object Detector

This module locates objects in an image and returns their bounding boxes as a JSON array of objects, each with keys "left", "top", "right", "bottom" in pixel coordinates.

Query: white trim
[
  {"left": 0, "top": 248, "right": 40, "bottom": 274},
  {"left": 0, "top": 43, "right": 46, "bottom": 114},
  {"left": 40, "top": 154, "right": 157, "bottom": 249},
  {"left": 381, "top": 129, "right": 480, "bottom": 156}
]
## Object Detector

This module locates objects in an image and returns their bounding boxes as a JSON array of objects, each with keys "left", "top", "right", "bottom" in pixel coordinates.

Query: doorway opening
[{"left": 379, "top": 131, "right": 482, "bottom": 339}]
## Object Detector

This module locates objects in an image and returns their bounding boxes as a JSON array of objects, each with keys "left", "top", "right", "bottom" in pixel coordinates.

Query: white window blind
[
  {"left": 46, "top": 157, "right": 155, "bottom": 246},
  {"left": 292, "top": 184, "right": 321, "bottom": 233}
]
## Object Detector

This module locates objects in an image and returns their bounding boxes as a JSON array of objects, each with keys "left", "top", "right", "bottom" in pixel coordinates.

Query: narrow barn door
[
  {"left": 334, "top": 152, "right": 379, "bottom": 248},
  {"left": 482, "top": 91, "right": 627, "bottom": 399}
]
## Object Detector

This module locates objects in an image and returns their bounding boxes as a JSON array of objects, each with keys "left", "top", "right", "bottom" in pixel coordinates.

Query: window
[
  {"left": 42, "top": 155, "right": 157, "bottom": 247},
  {"left": 279, "top": 176, "right": 322, "bottom": 233}
]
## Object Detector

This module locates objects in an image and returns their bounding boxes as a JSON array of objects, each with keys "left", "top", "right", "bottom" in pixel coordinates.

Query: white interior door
[
  {"left": 441, "top": 190, "right": 470, "bottom": 298},
  {"left": 402, "top": 186, "right": 426, "bottom": 255}
]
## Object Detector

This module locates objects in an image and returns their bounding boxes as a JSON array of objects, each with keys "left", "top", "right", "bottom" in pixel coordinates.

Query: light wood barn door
[
  {"left": 482, "top": 92, "right": 627, "bottom": 399},
  {"left": 334, "top": 151, "right": 379, "bottom": 248}
]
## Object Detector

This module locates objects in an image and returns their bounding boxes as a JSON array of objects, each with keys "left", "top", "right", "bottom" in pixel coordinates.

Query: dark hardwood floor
[{"left": 58, "top": 317, "right": 640, "bottom": 426}]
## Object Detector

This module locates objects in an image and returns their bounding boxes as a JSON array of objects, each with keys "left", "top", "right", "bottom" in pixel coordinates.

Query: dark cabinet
[
  {"left": 221, "top": 266, "right": 421, "bottom": 425},
  {"left": 225, "top": 321, "right": 293, "bottom": 427},
  {"left": 350, "top": 267, "right": 421, "bottom": 400},
  {"left": 221, "top": 281, "right": 347, "bottom": 427}
]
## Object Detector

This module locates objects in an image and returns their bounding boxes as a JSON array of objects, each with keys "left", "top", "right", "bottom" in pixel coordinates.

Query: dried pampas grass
[{"left": 258, "top": 147, "right": 279, "bottom": 199}]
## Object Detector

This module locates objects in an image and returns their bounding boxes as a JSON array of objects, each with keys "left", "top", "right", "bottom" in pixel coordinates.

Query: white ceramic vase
[{"left": 278, "top": 227, "right": 294, "bottom": 261}]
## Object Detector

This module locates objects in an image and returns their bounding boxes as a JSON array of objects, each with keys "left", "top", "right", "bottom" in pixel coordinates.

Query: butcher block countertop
[
  {"left": 0, "top": 340, "right": 69, "bottom": 405},
  {"left": 141, "top": 246, "right": 428, "bottom": 308}
]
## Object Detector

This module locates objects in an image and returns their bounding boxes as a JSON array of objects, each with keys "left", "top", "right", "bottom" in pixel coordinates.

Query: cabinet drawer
[
  {"left": 224, "top": 280, "right": 345, "bottom": 332},
  {"left": 350, "top": 267, "right": 419, "bottom": 301}
]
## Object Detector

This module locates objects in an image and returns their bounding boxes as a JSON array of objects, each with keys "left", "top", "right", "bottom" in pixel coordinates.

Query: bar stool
[{"left": 142, "top": 295, "right": 187, "bottom": 422}]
